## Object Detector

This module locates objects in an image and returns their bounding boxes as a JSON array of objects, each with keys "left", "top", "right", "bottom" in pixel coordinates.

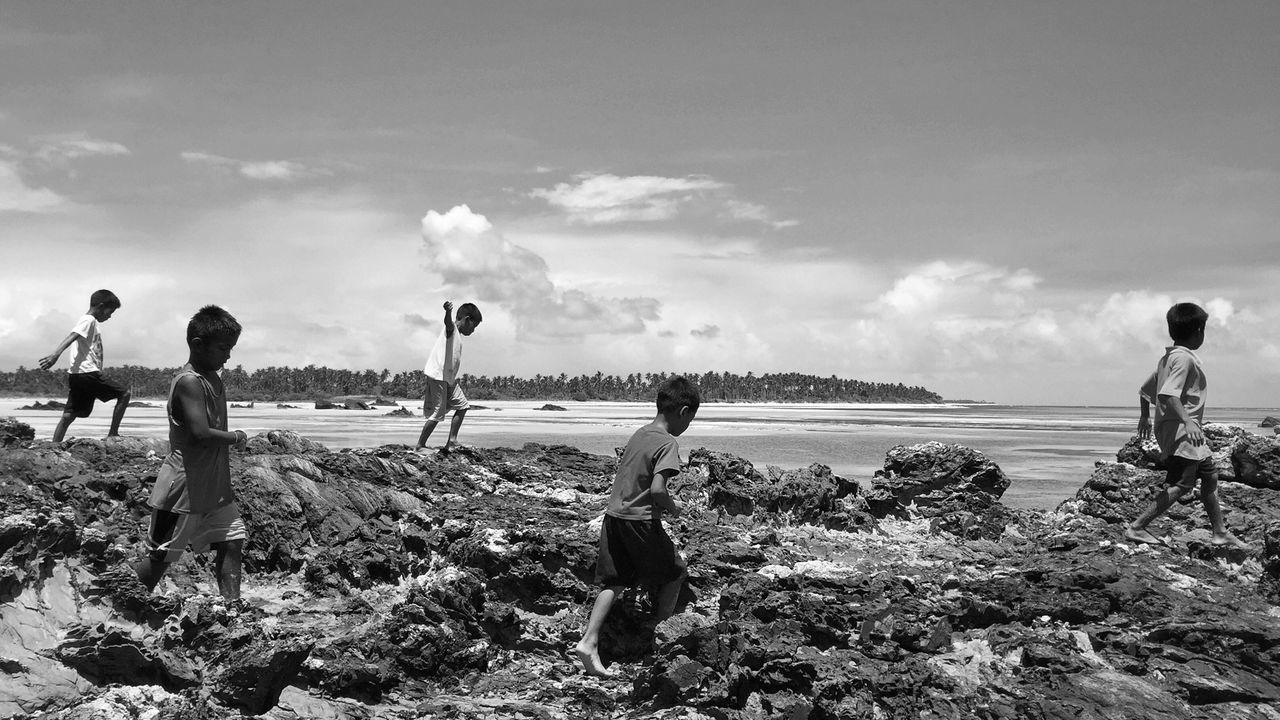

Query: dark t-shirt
[{"left": 605, "top": 424, "right": 682, "bottom": 521}]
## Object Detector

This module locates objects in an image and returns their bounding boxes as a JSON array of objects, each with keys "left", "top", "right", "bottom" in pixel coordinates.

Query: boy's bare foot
[
  {"left": 438, "top": 444, "right": 453, "bottom": 456},
  {"left": 1211, "top": 532, "right": 1250, "bottom": 550},
  {"left": 1123, "top": 527, "right": 1164, "bottom": 546},
  {"left": 574, "top": 642, "right": 614, "bottom": 678}
]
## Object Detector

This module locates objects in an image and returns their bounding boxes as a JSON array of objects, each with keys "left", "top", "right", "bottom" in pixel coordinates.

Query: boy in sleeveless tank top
[{"left": 134, "top": 305, "right": 251, "bottom": 601}]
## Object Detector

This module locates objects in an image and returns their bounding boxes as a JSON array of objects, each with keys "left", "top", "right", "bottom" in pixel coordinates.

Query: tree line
[{"left": 0, "top": 365, "right": 942, "bottom": 404}]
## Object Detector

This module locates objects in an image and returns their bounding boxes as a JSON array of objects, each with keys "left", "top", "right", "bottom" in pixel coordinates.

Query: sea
[{"left": 4, "top": 398, "right": 1276, "bottom": 511}]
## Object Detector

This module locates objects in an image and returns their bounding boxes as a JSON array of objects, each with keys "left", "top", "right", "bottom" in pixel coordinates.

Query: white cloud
[
  {"left": 33, "top": 134, "right": 130, "bottom": 163},
  {"left": 0, "top": 160, "right": 66, "bottom": 212},
  {"left": 420, "top": 205, "right": 661, "bottom": 340},
  {"left": 529, "top": 172, "right": 793, "bottom": 228},
  {"left": 181, "top": 151, "right": 327, "bottom": 182}
]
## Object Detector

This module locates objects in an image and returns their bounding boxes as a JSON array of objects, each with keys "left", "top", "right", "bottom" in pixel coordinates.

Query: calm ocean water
[{"left": 4, "top": 398, "right": 1276, "bottom": 510}]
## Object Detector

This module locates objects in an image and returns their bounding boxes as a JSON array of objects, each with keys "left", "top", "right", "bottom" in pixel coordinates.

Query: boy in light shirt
[
  {"left": 38, "top": 289, "right": 132, "bottom": 441},
  {"left": 1125, "top": 302, "right": 1248, "bottom": 549},
  {"left": 416, "top": 300, "right": 482, "bottom": 453}
]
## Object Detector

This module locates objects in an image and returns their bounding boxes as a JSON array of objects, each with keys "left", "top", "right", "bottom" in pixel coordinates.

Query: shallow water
[{"left": 5, "top": 398, "right": 1276, "bottom": 511}]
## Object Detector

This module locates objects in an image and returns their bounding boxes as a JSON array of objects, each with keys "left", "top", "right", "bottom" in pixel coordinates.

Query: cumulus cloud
[
  {"left": 181, "top": 151, "right": 327, "bottom": 182},
  {"left": 690, "top": 324, "right": 721, "bottom": 339},
  {"left": 0, "top": 161, "right": 65, "bottom": 212},
  {"left": 420, "top": 205, "right": 661, "bottom": 340},
  {"left": 529, "top": 172, "right": 794, "bottom": 228},
  {"left": 850, "top": 260, "right": 1263, "bottom": 381}
]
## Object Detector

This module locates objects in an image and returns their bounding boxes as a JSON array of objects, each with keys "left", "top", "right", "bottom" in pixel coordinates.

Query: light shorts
[
  {"left": 423, "top": 378, "right": 468, "bottom": 422},
  {"left": 146, "top": 503, "right": 246, "bottom": 563}
]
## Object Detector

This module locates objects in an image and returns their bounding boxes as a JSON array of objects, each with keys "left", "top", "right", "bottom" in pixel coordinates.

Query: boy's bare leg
[
  {"left": 575, "top": 586, "right": 621, "bottom": 677},
  {"left": 416, "top": 418, "right": 440, "bottom": 449},
  {"left": 1125, "top": 485, "right": 1191, "bottom": 544},
  {"left": 442, "top": 408, "right": 468, "bottom": 451},
  {"left": 108, "top": 389, "right": 131, "bottom": 437},
  {"left": 212, "top": 540, "right": 244, "bottom": 601},
  {"left": 1199, "top": 477, "right": 1249, "bottom": 548},
  {"left": 52, "top": 411, "right": 74, "bottom": 442},
  {"left": 654, "top": 572, "right": 686, "bottom": 620}
]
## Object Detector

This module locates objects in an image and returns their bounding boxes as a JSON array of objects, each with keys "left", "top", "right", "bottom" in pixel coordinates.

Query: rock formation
[{"left": 2, "top": 418, "right": 1279, "bottom": 719}]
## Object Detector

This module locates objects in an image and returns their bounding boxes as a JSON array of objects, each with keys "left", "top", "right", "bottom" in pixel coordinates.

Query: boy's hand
[
  {"left": 38, "top": 354, "right": 57, "bottom": 370},
  {"left": 1186, "top": 420, "right": 1205, "bottom": 446},
  {"left": 1137, "top": 418, "right": 1152, "bottom": 439},
  {"left": 443, "top": 301, "right": 454, "bottom": 313}
]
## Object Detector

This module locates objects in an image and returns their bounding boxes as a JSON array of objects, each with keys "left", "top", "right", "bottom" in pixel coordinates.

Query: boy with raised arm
[
  {"left": 416, "top": 300, "right": 482, "bottom": 453},
  {"left": 134, "top": 305, "right": 250, "bottom": 601},
  {"left": 1124, "top": 302, "right": 1248, "bottom": 549},
  {"left": 38, "top": 289, "right": 132, "bottom": 441},
  {"left": 576, "top": 376, "right": 700, "bottom": 678}
]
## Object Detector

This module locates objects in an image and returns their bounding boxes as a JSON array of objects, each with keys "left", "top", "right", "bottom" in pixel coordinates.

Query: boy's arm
[
  {"left": 173, "top": 375, "right": 246, "bottom": 447},
  {"left": 38, "top": 332, "right": 80, "bottom": 370},
  {"left": 650, "top": 469, "right": 683, "bottom": 518},
  {"left": 1137, "top": 372, "right": 1156, "bottom": 439},
  {"left": 442, "top": 301, "right": 455, "bottom": 337},
  {"left": 1160, "top": 393, "right": 1203, "bottom": 446}
]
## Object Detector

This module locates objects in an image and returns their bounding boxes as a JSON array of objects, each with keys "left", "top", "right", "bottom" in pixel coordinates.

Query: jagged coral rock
[{"left": 4, "top": 432, "right": 1280, "bottom": 719}]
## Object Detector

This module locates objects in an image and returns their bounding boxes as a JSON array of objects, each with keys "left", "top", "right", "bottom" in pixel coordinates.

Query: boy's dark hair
[
  {"left": 187, "top": 305, "right": 242, "bottom": 343},
  {"left": 457, "top": 302, "right": 483, "bottom": 324},
  {"left": 90, "top": 289, "right": 121, "bottom": 309},
  {"left": 656, "top": 376, "right": 701, "bottom": 414},
  {"left": 1166, "top": 302, "right": 1208, "bottom": 343}
]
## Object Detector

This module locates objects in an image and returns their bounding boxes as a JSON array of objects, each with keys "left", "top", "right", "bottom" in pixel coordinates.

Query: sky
[{"left": 1, "top": 1, "right": 1277, "bottom": 405}]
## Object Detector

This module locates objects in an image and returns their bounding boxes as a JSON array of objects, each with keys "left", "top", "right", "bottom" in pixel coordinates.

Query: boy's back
[
  {"left": 607, "top": 424, "right": 683, "bottom": 521},
  {"left": 1151, "top": 345, "right": 1209, "bottom": 461}
]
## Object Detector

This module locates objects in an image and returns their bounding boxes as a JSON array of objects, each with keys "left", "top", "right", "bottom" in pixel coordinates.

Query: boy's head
[
  {"left": 1166, "top": 302, "right": 1208, "bottom": 348},
  {"left": 89, "top": 289, "right": 121, "bottom": 322},
  {"left": 186, "top": 305, "right": 242, "bottom": 372},
  {"left": 456, "top": 302, "right": 482, "bottom": 336},
  {"left": 656, "top": 376, "right": 701, "bottom": 436}
]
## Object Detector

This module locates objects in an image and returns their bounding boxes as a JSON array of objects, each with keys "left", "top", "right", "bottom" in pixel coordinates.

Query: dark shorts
[
  {"left": 1165, "top": 456, "right": 1216, "bottom": 490},
  {"left": 66, "top": 372, "right": 128, "bottom": 418},
  {"left": 595, "top": 515, "right": 686, "bottom": 588}
]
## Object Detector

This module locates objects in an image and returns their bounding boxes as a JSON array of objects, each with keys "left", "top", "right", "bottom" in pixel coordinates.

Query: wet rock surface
[{"left": 2, "top": 419, "right": 1279, "bottom": 719}]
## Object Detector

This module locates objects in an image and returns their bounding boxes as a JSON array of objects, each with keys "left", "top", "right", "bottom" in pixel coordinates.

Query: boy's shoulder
[{"left": 625, "top": 423, "right": 676, "bottom": 449}]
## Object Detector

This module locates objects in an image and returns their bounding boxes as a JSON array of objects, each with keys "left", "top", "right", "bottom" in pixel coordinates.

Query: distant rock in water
[
  {"left": 4, "top": 427, "right": 1280, "bottom": 717},
  {"left": 276, "top": 403, "right": 301, "bottom": 409},
  {"left": 1261, "top": 415, "right": 1280, "bottom": 428},
  {"left": 1, "top": 416, "right": 35, "bottom": 445},
  {"left": 230, "top": 401, "right": 255, "bottom": 409},
  {"left": 17, "top": 400, "right": 64, "bottom": 411},
  {"left": 313, "top": 400, "right": 345, "bottom": 410},
  {"left": 536, "top": 403, "right": 567, "bottom": 411},
  {"left": 385, "top": 406, "right": 414, "bottom": 417}
]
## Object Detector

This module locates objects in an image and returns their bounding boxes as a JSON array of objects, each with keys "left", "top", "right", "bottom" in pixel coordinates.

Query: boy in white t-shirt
[
  {"left": 1125, "top": 302, "right": 1248, "bottom": 549},
  {"left": 37, "top": 289, "right": 132, "bottom": 441},
  {"left": 416, "top": 300, "right": 482, "bottom": 453}
]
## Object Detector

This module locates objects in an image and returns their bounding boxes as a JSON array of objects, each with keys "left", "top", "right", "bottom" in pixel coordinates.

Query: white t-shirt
[
  {"left": 424, "top": 327, "right": 462, "bottom": 383},
  {"left": 1152, "top": 345, "right": 1209, "bottom": 461},
  {"left": 69, "top": 314, "right": 104, "bottom": 374}
]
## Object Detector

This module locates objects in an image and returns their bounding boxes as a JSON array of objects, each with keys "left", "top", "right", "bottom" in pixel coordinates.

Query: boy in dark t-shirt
[{"left": 575, "top": 376, "right": 700, "bottom": 677}]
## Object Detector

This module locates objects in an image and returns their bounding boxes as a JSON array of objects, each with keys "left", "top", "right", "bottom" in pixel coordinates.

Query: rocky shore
[{"left": 2, "top": 417, "right": 1279, "bottom": 719}]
